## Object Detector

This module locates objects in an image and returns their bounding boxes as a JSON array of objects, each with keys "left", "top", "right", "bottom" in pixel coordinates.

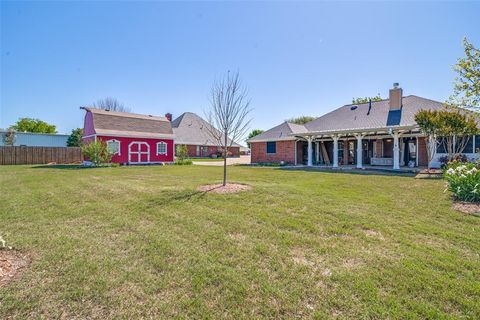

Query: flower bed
[{"left": 444, "top": 162, "right": 480, "bottom": 202}]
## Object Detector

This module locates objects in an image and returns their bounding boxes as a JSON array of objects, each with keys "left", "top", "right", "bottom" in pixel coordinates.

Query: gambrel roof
[{"left": 83, "top": 107, "right": 173, "bottom": 138}]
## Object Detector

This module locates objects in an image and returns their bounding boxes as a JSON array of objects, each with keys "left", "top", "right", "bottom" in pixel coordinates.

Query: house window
[
  {"left": 463, "top": 136, "right": 474, "bottom": 153},
  {"left": 157, "top": 142, "right": 167, "bottom": 155},
  {"left": 266, "top": 141, "right": 276, "bottom": 154},
  {"left": 106, "top": 139, "right": 120, "bottom": 155}
]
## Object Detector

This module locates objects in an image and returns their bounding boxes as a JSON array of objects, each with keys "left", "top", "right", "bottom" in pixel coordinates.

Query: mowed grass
[{"left": 0, "top": 165, "right": 479, "bottom": 319}]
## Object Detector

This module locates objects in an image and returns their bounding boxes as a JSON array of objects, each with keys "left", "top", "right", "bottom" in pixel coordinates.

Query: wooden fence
[{"left": 0, "top": 146, "right": 83, "bottom": 165}]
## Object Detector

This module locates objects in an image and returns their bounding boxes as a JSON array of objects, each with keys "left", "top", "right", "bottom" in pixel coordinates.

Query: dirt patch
[
  {"left": 0, "top": 249, "right": 29, "bottom": 287},
  {"left": 363, "top": 229, "right": 385, "bottom": 240},
  {"left": 415, "top": 169, "right": 443, "bottom": 179},
  {"left": 197, "top": 183, "right": 252, "bottom": 194},
  {"left": 453, "top": 202, "right": 480, "bottom": 216}
]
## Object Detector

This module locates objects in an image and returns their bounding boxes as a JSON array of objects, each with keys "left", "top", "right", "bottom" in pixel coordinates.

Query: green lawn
[{"left": 1, "top": 165, "right": 479, "bottom": 319}]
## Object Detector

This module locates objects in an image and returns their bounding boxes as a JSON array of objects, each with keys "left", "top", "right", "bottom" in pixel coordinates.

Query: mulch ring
[
  {"left": 453, "top": 202, "right": 480, "bottom": 217},
  {"left": 0, "top": 249, "right": 30, "bottom": 287},
  {"left": 197, "top": 183, "right": 252, "bottom": 194}
]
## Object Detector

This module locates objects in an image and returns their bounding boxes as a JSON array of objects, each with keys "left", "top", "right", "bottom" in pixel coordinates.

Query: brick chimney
[
  {"left": 389, "top": 83, "right": 403, "bottom": 111},
  {"left": 165, "top": 113, "right": 172, "bottom": 121}
]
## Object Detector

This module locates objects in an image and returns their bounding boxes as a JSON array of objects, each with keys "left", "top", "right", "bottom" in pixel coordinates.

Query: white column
[
  {"left": 355, "top": 134, "right": 364, "bottom": 168},
  {"left": 392, "top": 132, "right": 400, "bottom": 170},
  {"left": 315, "top": 142, "right": 319, "bottom": 165},
  {"left": 307, "top": 136, "right": 313, "bottom": 166},
  {"left": 332, "top": 135, "right": 339, "bottom": 168}
]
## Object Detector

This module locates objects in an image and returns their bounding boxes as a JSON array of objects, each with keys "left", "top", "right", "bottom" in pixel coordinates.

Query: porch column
[
  {"left": 307, "top": 136, "right": 313, "bottom": 166},
  {"left": 392, "top": 131, "right": 400, "bottom": 170},
  {"left": 332, "top": 135, "right": 340, "bottom": 168},
  {"left": 315, "top": 141, "right": 320, "bottom": 164},
  {"left": 355, "top": 134, "right": 365, "bottom": 169}
]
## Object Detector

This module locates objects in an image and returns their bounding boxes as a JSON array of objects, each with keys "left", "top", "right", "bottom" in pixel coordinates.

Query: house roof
[
  {"left": 246, "top": 121, "right": 307, "bottom": 142},
  {"left": 303, "top": 95, "right": 444, "bottom": 134},
  {"left": 248, "top": 95, "right": 445, "bottom": 142},
  {"left": 171, "top": 112, "right": 242, "bottom": 147},
  {"left": 84, "top": 107, "right": 173, "bottom": 138}
]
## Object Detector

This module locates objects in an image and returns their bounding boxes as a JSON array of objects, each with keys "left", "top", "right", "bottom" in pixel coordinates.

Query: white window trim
[
  {"left": 106, "top": 139, "right": 121, "bottom": 155},
  {"left": 128, "top": 141, "right": 150, "bottom": 163},
  {"left": 156, "top": 141, "right": 168, "bottom": 155}
]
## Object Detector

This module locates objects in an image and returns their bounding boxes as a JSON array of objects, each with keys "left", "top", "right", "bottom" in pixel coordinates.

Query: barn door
[{"left": 129, "top": 142, "right": 150, "bottom": 163}]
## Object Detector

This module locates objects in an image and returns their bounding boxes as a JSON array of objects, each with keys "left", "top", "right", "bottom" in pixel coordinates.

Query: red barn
[{"left": 81, "top": 107, "right": 175, "bottom": 164}]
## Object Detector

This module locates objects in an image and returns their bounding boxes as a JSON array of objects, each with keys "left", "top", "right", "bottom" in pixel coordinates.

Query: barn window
[
  {"left": 106, "top": 139, "right": 120, "bottom": 155},
  {"left": 157, "top": 142, "right": 167, "bottom": 155},
  {"left": 266, "top": 141, "right": 276, "bottom": 154}
]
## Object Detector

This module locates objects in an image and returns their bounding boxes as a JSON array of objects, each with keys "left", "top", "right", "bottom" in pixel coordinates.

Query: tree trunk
[{"left": 223, "top": 132, "right": 227, "bottom": 186}]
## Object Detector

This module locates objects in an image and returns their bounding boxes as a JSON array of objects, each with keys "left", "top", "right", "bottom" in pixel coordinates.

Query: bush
[
  {"left": 444, "top": 162, "right": 480, "bottom": 202},
  {"left": 439, "top": 154, "right": 469, "bottom": 169},
  {"left": 175, "top": 159, "right": 192, "bottom": 165},
  {"left": 81, "top": 140, "right": 113, "bottom": 165},
  {"left": 175, "top": 145, "right": 189, "bottom": 161}
]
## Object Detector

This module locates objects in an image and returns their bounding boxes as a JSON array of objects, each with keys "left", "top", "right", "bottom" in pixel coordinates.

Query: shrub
[
  {"left": 175, "top": 159, "right": 192, "bottom": 165},
  {"left": 439, "top": 154, "right": 469, "bottom": 169},
  {"left": 81, "top": 140, "right": 113, "bottom": 165},
  {"left": 444, "top": 162, "right": 480, "bottom": 202},
  {"left": 175, "top": 144, "right": 189, "bottom": 161}
]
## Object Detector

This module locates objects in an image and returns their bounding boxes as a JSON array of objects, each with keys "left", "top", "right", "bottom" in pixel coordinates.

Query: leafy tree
[
  {"left": 93, "top": 97, "right": 130, "bottom": 112},
  {"left": 415, "top": 108, "right": 478, "bottom": 168},
  {"left": 11, "top": 118, "right": 56, "bottom": 133},
  {"left": 450, "top": 38, "right": 480, "bottom": 109},
  {"left": 246, "top": 129, "right": 264, "bottom": 147},
  {"left": 351, "top": 95, "right": 382, "bottom": 104},
  {"left": 67, "top": 128, "right": 83, "bottom": 147},
  {"left": 285, "top": 116, "right": 315, "bottom": 125},
  {"left": 81, "top": 140, "right": 113, "bottom": 165}
]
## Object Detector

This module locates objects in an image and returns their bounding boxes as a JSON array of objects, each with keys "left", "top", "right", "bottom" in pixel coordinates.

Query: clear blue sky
[{"left": 1, "top": 1, "right": 479, "bottom": 135}]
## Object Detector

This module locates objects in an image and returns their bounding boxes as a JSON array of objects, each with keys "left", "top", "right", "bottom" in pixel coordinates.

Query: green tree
[
  {"left": 81, "top": 140, "right": 113, "bottom": 165},
  {"left": 285, "top": 116, "right": 315, "bottom": 125},
  {"left": 67, "top": 128, "right": 83, "bottom": 147},
  {"left": 2, "top": 128, "right": 16, "bottom": 146},
  {"left": 175, "top": 144, "right": 189, "bottom": 161},
  {"left": 351, "top": 94, "right": 382, "bottom": 105},
  {"left": 415, "top": 108, "right": 478, "bottom": 168},
  {"left": 11, "top": 118, "right": 56, "bottom": 133},
  {"left": 450, "top": 38, "right": 480, "bottom": 109},
  {"left": 246, "top": 129, "right": 264, "bottom": 147}
]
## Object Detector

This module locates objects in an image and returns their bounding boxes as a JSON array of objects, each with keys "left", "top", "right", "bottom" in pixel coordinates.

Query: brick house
[
  {"left": 171, "top": 112, "right": 242, "bottom": 158},
  {"left": 248, "top": 84, "right": 479, "bottom": 169}
]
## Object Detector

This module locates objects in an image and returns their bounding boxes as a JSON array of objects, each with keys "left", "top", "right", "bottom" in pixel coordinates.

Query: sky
[{"left": 1, "top": 1, "right": 479, "bottom": 136}]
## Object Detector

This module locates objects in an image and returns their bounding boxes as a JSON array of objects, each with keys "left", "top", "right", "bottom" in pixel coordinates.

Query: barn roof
[
  {"left": 171, "top": 112, "right": 242, "bottom": 147},
  {"left": 83, "top": 108, "right": 173, "bottom": 138}
]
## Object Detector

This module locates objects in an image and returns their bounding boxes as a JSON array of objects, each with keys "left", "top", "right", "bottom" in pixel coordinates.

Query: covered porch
[{"left": 294, "top": 127, "right": 426, "bottom": 170}]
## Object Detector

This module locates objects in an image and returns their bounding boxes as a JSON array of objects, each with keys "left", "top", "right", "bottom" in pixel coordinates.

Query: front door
[{"left": 129, "top": 142, "right": 150, "bottom": 163}]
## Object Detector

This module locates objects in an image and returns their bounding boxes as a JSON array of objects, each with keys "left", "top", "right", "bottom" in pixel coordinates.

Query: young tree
[
  {"left": 246, "top": 129, "right": 264, "bottom": 148},
  {"left": 351, "top": 94, "right": 382, "bottom": 105},
  {"left": 10, "top": 118, "right": 56, "bottom": 133},
  {"left": 285, "top": 116, "right": 316, "bottom": 125},
  {"left": 450, "top": 38, "right": 480, "bottom": 110},
  {"left": 206, "top": 71, "right": 252, "bottom": 186},
  {"left": 93, "top": 97, "right": 130, "bottom": 112},
  {"left": 67, "top": 128, "right": 83, "bottom": 147}
]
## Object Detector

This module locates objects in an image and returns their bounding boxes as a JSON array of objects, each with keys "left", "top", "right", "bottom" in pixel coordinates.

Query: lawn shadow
[
  {"left": 276, "top": 166, "right": 417, "bottom": 178},
  {"left": 31, "top": 164, "right": 86, "bottom": 170}
]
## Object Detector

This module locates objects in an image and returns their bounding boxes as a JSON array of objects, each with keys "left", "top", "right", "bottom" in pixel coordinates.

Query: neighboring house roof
[
  {"left": 304, "top": 95, "right": 444, "bottom": 134},
  {"left": 171, "top": 112, "right": 242, "bottom": 147},
  {"left": 83, "top": 107, "right": 173, "bottom": 138},
  {"left": 247, "top": 121, "right": 307, "bottom": 142}
]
